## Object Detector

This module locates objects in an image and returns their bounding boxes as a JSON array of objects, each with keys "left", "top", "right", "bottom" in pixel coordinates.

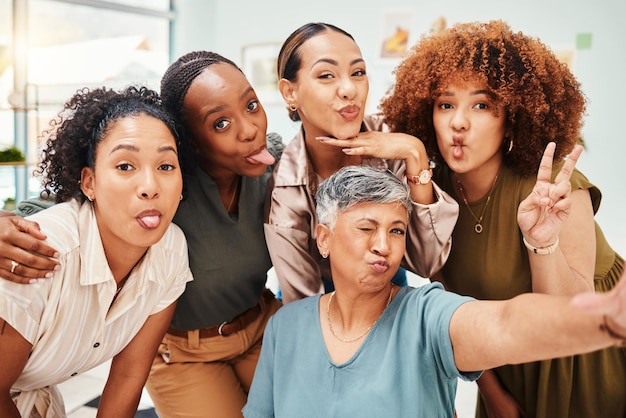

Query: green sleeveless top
[{"left": 434, "top": 163, "right": 625, "bottom": 418}]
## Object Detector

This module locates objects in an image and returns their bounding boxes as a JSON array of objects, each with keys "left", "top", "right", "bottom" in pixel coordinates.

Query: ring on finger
[{"left": 10, "top": 260, "right": 19, "bottom": 274}]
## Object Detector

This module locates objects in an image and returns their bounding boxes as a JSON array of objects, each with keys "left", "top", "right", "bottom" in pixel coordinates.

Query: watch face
[{"left": 419, "top": 169, "right": 432, "bottom": 184}]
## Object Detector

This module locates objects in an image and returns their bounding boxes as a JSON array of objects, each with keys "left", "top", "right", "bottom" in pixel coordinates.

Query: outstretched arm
[
  {"left": 517, "top": 142, "right": 594, "bottom": 295},
  {"left": 0, "top": 216, "right": 60, "bottom": 283},
  {"left": 450, "top": 268, "right": 626, "bottom": 372}
]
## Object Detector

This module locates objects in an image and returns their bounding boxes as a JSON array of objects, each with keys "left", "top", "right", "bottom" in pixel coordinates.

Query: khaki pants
[{"left": 145, "top": 290, "right": 282, "bottom": 418}]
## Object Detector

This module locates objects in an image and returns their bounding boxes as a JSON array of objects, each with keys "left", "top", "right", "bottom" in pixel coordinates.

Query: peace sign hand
[{"left": 517, "top": 142, "right": 583, "bottom": 247}]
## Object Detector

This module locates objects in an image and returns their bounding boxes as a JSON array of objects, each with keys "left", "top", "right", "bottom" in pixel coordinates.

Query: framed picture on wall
[
  {"left": 552, "top": 47, "right": 576, "bottom": 72},
  {"left": 241, "top": 42, "right": 282, "bottom": 105},
  {"left": 378, "top": 7, "right": 415, "bottom": 63}
]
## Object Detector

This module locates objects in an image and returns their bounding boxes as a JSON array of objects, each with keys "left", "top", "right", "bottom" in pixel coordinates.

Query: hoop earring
[
  {"left": 180, "top": 194, "right": 183, "bottom": 201},
  {"left": 321, "top": 252, "right": 328, "bottom": 259},
  {"left": 506, "top": 138, "right": 514, "bottom": 154},
  {"left": 288, "top": 103, "right": 297, "bottom": 112}
]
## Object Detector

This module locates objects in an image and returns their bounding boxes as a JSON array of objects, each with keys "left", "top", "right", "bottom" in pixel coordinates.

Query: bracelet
[{"left": 522, "top": 236, "right": 559, "bottom": 255}]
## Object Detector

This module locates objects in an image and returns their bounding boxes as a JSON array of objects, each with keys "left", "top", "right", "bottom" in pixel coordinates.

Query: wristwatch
[{"left": 406, "top": 168, "right": 433, "bottom": 185}]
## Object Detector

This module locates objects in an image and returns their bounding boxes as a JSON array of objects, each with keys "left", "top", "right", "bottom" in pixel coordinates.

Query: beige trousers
[{"left": 145, "top": 290, "right": 281, "bottom": 418}]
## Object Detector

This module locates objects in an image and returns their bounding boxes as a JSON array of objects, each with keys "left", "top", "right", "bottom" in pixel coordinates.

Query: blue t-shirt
[{"left": 243, "top": 283, "right": 480, "bottom": 418}]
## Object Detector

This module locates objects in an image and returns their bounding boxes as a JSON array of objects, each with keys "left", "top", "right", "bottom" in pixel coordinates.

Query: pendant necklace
[
  {"left": 327, "top": 285, "right": 395, "bottom": 343},
  {"left": 455, "top": 168, "right": 502, "bottom": 234}
]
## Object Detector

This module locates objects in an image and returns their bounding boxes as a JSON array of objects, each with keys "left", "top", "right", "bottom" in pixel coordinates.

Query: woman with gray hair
[{"left": 244, "top": 150, "right": 626, "bottom": 417}]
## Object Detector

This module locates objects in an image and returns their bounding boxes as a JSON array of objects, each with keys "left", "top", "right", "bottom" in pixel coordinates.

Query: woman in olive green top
[{"left": 381, "top": 20, "right": 625, "bottom": 418}]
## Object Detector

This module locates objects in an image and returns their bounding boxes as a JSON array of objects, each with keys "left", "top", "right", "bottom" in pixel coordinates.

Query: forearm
[
  {"left": 0, "top": 396, "right": 21, "bottom": 418},
  {"left": 99, "top": 305, "right": 175, "bottom": 417},
  {"left": 476, "top": 369, "right": 504, "bottom": 398},
  {"left": 97, "top": 374, "right": 143, "bottom": 418},
  {"left": 403, "top": 138, "right": 435, "bottom": 205},
  {"left": 452, "top": 293, "right": 615, "bottom": 372},
  {"left": 527, "top": 246, "right": 594, "bottom": 295},
  {"left": 403, "top": 185, "right": 458, "bottom": 277}
]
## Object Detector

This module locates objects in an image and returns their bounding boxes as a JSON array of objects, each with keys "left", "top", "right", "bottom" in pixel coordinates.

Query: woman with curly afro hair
[
  {"left": 0, "top": 86, "right": 192, "bottom": 417},
  {"left": 381, "top": 20, "right": 625, "bottom": 418}
]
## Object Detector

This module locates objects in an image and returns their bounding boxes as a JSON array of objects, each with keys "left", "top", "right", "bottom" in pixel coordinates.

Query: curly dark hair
[
  {"left": 160, "top": 50, "right": 241, "bottom": 173},
  {"left": 381, "top": 20, "right": 586, "bottom": 177},
  {"left": 36, "top": 85, "right": 180, "bottom": 203}
]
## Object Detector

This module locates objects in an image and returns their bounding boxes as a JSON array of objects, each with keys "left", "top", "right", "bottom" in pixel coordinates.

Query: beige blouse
[
  {"left": 264, "top": 114, "right": 459, "bottom": 303},
  {"left": 1, "top": 200, "right": 192, "bottom": 417}
]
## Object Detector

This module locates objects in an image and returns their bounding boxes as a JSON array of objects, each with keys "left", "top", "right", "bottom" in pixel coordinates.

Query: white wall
[{"left": 173, "top": 0, "right": 626, "bottom": 256}]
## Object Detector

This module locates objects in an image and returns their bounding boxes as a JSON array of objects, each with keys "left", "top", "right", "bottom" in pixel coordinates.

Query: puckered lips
[
  {"left": 370, "top": 258, "right": 390, "bottom": 274},
  {"left": 338, "top": 104, "right": 360, "bottom": 122}
]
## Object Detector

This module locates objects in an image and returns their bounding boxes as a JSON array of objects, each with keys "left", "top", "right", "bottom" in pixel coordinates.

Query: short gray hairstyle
[{"left": 316, "top": 165, "right": 412, "bottom": 229}]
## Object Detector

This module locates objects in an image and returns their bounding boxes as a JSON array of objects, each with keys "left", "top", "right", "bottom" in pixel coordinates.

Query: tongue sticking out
[
  {"left": 246, "top": 148, "right": 275, "bottom": 165},
  {"left": 139, "top": 215, "right": 160, "bottom": 229}
]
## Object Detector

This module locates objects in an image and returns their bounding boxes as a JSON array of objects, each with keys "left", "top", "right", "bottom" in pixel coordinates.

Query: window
[{"left": 0, "top": 0, "right": 173, "bottom": 204}]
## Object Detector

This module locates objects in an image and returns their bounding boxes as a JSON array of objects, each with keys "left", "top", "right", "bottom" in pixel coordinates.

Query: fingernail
[
  {"left": 45, "top": 272, "right": 54, "bottom": 278},
  {"left": 53, "top": 252, "right": 60, "bottom": 258},
  {"left": 30, "top": 279, "right": 40, "bottom": 284},
  {"left": 53, "top": 265, "right": 61, "bottom": 271},
  {"left": 316, "top": 136, "right": 331, "bottom": 141}
]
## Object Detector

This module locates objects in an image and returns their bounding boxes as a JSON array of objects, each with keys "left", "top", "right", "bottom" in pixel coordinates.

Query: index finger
[
  {"left": 553, "top": 144, "right": 583, "bottom": 185},
  {"left": 536, "top": 142, "right": 557, "bottom": 183}
]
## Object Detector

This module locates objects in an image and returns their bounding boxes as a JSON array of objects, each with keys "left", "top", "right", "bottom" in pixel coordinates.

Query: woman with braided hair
[{"left": 0, "top": 51, "right": 284, "bottom": 417}]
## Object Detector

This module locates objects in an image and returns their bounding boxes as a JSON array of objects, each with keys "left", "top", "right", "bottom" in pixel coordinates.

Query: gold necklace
[
  {"left": 327, "top": 285, "right": 395, "bottom": 343},
  {"left": 455, "top": 168, "right": 501, "bottom": 234}
]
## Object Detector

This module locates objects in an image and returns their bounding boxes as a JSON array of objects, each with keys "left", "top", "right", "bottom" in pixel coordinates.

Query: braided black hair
[{"left": 160, "top": 51, "right": 242, "bottom": 175}]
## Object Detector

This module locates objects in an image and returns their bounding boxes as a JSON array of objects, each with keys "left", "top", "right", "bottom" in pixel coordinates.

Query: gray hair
[{"left": 316, "top": 165, "right": 412, "bottom": 229}]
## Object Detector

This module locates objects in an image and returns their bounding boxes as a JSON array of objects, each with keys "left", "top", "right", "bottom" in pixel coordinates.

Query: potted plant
[
  {"left": 0, "top": 146, "right": 26, "bottom": 163},
  {"left": 3, "top": 197, "right": 16, "bottom": 211}
]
